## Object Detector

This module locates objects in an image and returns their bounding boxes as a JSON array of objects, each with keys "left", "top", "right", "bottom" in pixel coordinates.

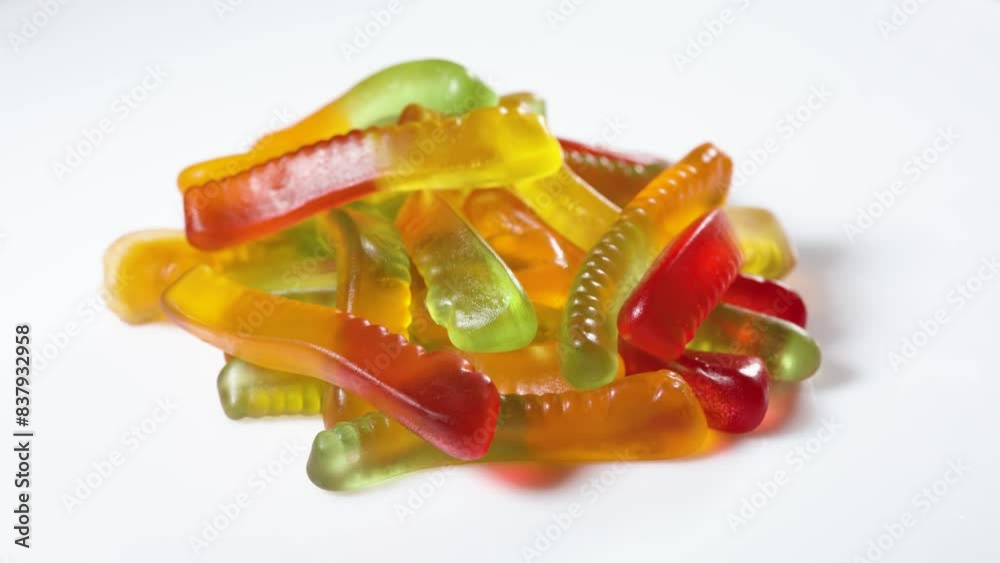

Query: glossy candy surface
[
  {"left": 322, "top": 385, "right": 377, "bottom": 429},
  {"left": 161, "top": 266, "right": 500, "bottom": 459},
  {"left": 688, "top": 303, "right": 821, "bottom": 382},
  {"left": 407, "top": 271, "right": 455, "bottom": 350},
  {"left": 218, "top": 359, "right": 329, "bottom": 419},
  {"left": 318, "top": 207, "right": 412, "bottom": 335},
  {"left": 673, "top": 351, "right": 769, "bottom": 433},
  {"left": 218, "top": 204, "right": 413, "bottom": 422},
  {"left": 320, "top": 343, "right": 601, "bottom": 427},
  {"left": 104, "top": 229, "right": 215, "bottom": 324},
  {"left": 397, "top": 191, "right": 537, "bottom": 352},
  {"left": 463, "top": 188, "right": 583, "bottom": 313},
  {"left": 322, "top": 341, "right": 628, "bottom": 428},
  {"left": 510, "top": 138, "right": 671, "bottom": 249},
  {"left": 560, "top": 143, "right": 733, "bottom": 390},
  {"left": 725, "top": 206, "right": 797, "bottom": 279},
  {"left": 106, "top": 60, "right": 823, "bottom": 493},
  {"left": 560, "top": 138, "right": 670, "bottom": 207},
  {"left": 184, "top": 105, "right": 564, "bottom": 249},
  {"left": 178, "top": 60, "right": 498, "bottom": 190},
  {"left": 103, "top": 224, "right": 337, "bottom": 323},
  {"left": 499, "top": 92, "right": 546, "bottom": 116},
  {"left": 463, "top": 342, "right": 624, "bottom": 396},
  {"left": 619, "top": 345, "right": 768, "bottom": 433},
  {"left": 722, "top": 274, "right": 807, "bottom": 327},
  {"left": 511, "top": 164, "right": 621, "bottom": 251},
  {"left": 619, "top": 209, "right": 743, "bottom": 363},
  {"left": 307, "top": 371, "right": 707, "bottom": 490}
]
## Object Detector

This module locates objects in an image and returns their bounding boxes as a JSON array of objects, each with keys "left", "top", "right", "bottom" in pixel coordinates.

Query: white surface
[{"left": 3, "top": 0, "right": 1000, "bottom": 561}]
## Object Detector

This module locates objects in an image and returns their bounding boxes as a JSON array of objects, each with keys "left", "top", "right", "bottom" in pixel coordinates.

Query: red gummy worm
[
  {"left": 722, "top": 274, "right": 808, "bottom": 327},
  {"left": 618, "top": 209, "right": 743, "bottom": 362},
  {"left": 619, "top": 343, "right": 769, "bottom": 434},
  {"left": 671, "top": 351, "right": 769, "bottom": 434},
  {"left": 184, "top": 130, "right": 379, "bottom": 250}
]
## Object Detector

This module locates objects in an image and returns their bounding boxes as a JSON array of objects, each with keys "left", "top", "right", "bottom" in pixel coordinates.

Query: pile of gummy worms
[{"left": 104, "top": 59, "right": 820, "bottom": 491}]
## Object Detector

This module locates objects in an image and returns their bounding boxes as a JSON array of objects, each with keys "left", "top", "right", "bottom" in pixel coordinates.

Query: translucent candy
[
  {"left": 511, "top": 165, "right": 621, "bottom": 251},
  {"left": 560, "top": 138, "right": 669, "bottom": 207},
  {"left": 499, "top": 92, "right": 546, "bottom": 116},
  {"left": 687, "top": 303, "right": 821, "bottom": 382},
  {"left": 463, "top": 188, "right": 583, "bottom": 320},
  {"left": 184, "top": 106, "right": 564, "bottom": 249},
  {"left": 725, "top": 206, "right": 797, "bottom": 279},
  {"left": 217, "top": 359, "right": 328, "bottom": 419},
  {"left": 560, "top": 143, "right": 732, "bottom": 389},
  {"left": 317, "top": 207, "right": 411, "bottom": 335},
  {"left": 619, "top": 209, "right": 743, "bottom": 362},
  {"left": 178, "top": 59, "right": 498, "bottom": 190},
  {"left": 161, "top": 266, "right": 500, "bottom": 459},
  {"left": 722, "top": 274, "right": 807, "bottom": 327},
  {"left": 307, "top": 371, "right": 707, "bottom": 490},
  {"left": 102, "top": 223, "right": 336, "bottom": 324},
  {"left": 619, "top": 344, "right": 769, "bottom": 433},
  {"left": 396, "top": 192, "right": 537, "bottom": 352}
]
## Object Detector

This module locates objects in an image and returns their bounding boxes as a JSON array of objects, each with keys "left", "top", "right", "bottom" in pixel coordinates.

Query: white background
[{"left": 3, "top": 0, "right": 1000, "bottom": 561}]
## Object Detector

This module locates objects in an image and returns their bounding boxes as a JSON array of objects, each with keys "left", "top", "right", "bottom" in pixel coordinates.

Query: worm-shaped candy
[
  {"left": 688, "top": 303, "right": 821, "bottom": 382},
  {"left": 725, "top": 206, "right": 798, "bottom": 279},
  {"left": 307, "top": 371, "right": 707, "bottom": 491},
  {"left": 512, "top": 138, "right": 671, "bottom": 250},
  {"left": 463, "top": 188, "right": 583, "bottom": 323},
  {"left": 396, "top": 192, "right": 538, "bottom": 352},
  {"left": 317, "top": 206, "right": 412, "bottom": 335},
  {"left": 619, "top": 345, "right": 769, "bottom": 434},
  {"left": 559, "top": 143, "right": 732, "bottom": 390},
  {"left": 722, "top": 274, "right": 807, "bottom": 327},
  {"left": 216, "top": 203, "right": 413, "bottom": 420},
  {"left": 321, "top": 342, "right": 626, "bottom": 427},
  {"left": 161, "top": 266, "right": 500, "bottom": 459},
  {"left": 511, "top": 165, "right": 621, "bottom": 251},
  {"left": 560, "top": 138, "right": 670, "bottom": 207},
  {"left": 178, "top": 59, "right": 498, "bottom": 190},
  {"left": 618, "top": 209, "right": 743, "bottom": 362},
  {"left": 217, "top": 359, "right": 330, "bottom": 419},
  {"left": 103, "top": 223, "right": 337, "bottom": 324},
  {"left": 184, "top": 105, "right": 564, "bottom": 249}
]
